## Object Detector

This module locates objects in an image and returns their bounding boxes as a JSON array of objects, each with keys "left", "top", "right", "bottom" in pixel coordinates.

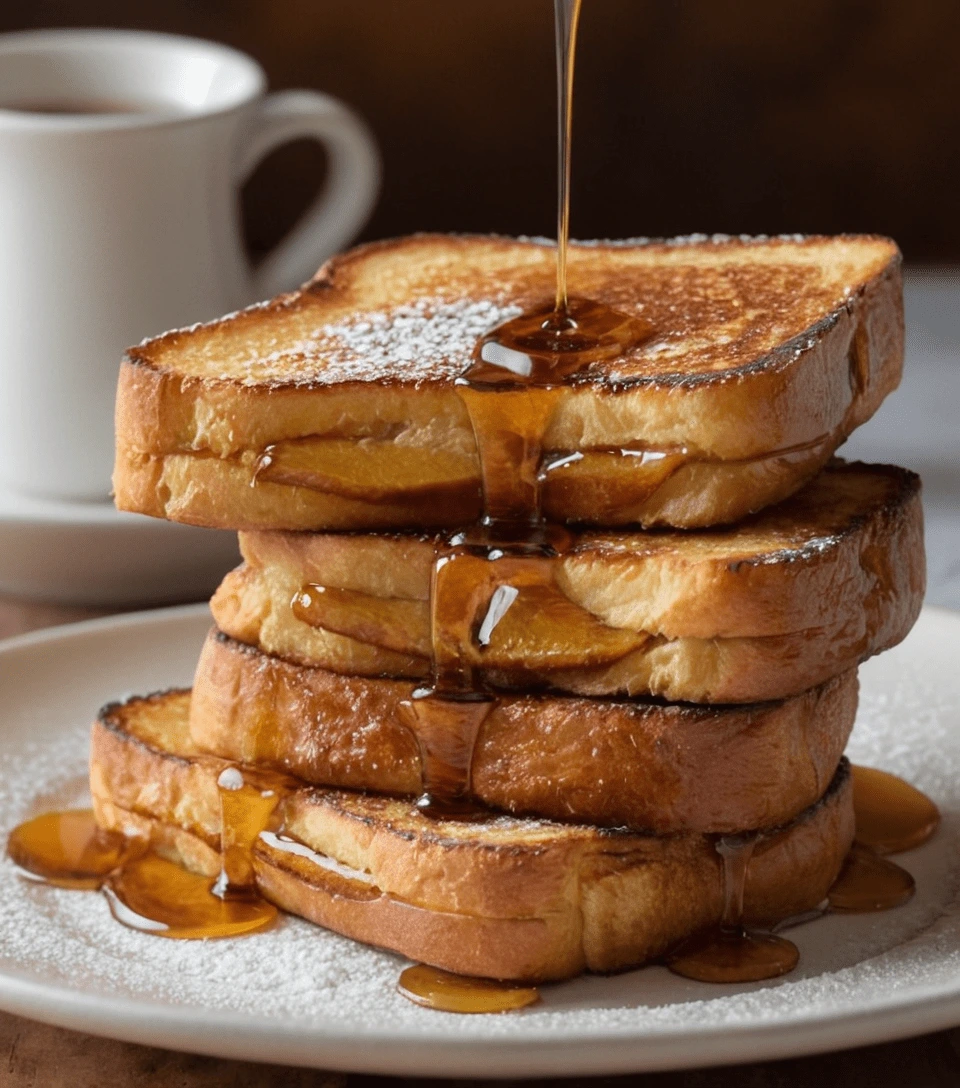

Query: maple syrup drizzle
[
  {"left": 400, "top": 0, "right": 652, "bottom": 818},
  {"left": 471, "top": 0, "right": 650, "bottom": 387},
  {"left": 553, "top": 0, "right": 578, "bottom": 319},
  {"left": 8, "top": 767, "right": 284, "bottom": 939},
  {"left": 816, "top": 765, "right": 938, "bottom": 915},
  {"left": 468, "top": 0, "right": 651, "bottom": 380},
  {"left": 103, "top": 852, "right": 277, "bottom": 939},
  {"left": 666, "top": 765, "right": 940, "bottom": 981},
  {"left": 667, "top": 835, "right": 800, "bottom": 984},
  {"left": 851, "top": 764, "right": 940, "bottom": 855},
  {"left": 212, "top": 767, "right": 282, "bottom": 898},
  {"left": 106, "top": 766, "right": 282, "bottom": 936},
  {"left": 827, "top": 844, "right": 915, "bottom": 913},
  {"left": 6, "top": 809, "right": 139, "bottom": 890},
  {"left": 454, "top": 385, "right": 561, "bottom": 522},
  {"left": 397, "top": 964, "right": 540, "bottom": 1014},
  {"left": 401, "top": 688, "right": 493, "bottom": 819},
  {"left": 4, "top": 0, "right": 942, "bottom": 1019},
  {"left": 402, "top": 522, "right": 585, "bottom": 817}
]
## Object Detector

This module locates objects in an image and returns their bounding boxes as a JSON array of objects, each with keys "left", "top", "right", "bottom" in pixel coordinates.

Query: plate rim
[
  {"left": 1, "top": 956, "right": 960, "bottom": 1077},
  {"left": 0, "top": 600, "right": 211, "bottom": 653},
  {"left": 1, "top": 602, "right": 959, "bottom": 1076}
]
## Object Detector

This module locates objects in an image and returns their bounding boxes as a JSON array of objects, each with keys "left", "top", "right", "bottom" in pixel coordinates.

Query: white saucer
[
  {"left": 0, "top": 485, "right": 238, "bottom": 605},
  {"left": 0, "top": 604, "right": 959, "bottom": 1077}
]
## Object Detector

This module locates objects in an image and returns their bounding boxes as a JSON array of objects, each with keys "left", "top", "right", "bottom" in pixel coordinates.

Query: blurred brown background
[{"left": 6, "top": 0, "right": 960, "bottom": 262}]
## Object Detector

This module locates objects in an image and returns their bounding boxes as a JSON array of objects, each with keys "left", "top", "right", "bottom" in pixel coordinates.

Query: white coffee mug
[{"left": 0, "top": 29, "right": 380, "bottom": 501}]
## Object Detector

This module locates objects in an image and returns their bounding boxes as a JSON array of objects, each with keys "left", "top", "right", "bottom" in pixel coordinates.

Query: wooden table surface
[{"left": 2, "top": 596, "right": 959, "bottom": 1087}]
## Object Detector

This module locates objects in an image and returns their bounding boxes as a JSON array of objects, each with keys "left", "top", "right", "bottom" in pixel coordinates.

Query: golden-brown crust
[
  {"left": 90, "top": 690, "right": 221, "bottom": 849},
  {"left": 210, "top": 462, "right": 924, "bottom": 702},
  {"left": 253, "top": 856, "right": 570, "bottom": 981},
  {"left": 91, "top": 690, "right": 854, "bottom": 981},
  {"left": 126, "top": 232, "right": 901, "bottom": 392},
  {"left": 188, "top": 630, "right": 857, "bottom": 833},
  {"left": 114, "top": 234, "right": 903, "bottom": 531}
]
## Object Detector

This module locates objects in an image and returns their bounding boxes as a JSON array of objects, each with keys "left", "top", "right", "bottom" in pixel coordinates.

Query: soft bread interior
[
  {"left": 114, "top": 432, "right": 842, "bottom": 532},
  {"left": 211, "top": 461, "right": 923, "bottom": 702},
  {"left": 114, "top": 234, "right": 903, "bottom": 531}
]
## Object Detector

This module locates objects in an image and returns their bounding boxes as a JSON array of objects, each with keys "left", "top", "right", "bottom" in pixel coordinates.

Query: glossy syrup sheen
[
  {"left": 667, "top": 834, "right": 799, "bottom": 984},
  {"left": 667, "top": 927, "right": 800, "bottom": 985},
  {"left": 468, "top": 298, "right": 653, "bottom": 390},
  {"left": 6, "top": 809, "right": 137, "bottom": 890},
  {"left": 104, "top": 853, "right": 277, "bottom": 939},
  {"left": 214, "top": 768, "right": 283, "bottom": 897},
  {"left": 553, "top": 0, "right": 579, "bottom": 316},
  {"left": 464, "top": 0, "right": 649, "bottom": 386},
  {"left": 108, "top": 767, "right": 283, "bottom": 937},
  {"left": 817, "top": 764, "right": 940, "bottom": 916},
  {"left": 6, "top": 0, "right": 941, "bottom": 1019},
  {"left": 7, "top": 767, "right": 285, "bottom": 940},
  {"left": 810, "top": 764, "right": 941, "bottom": 915},
  {"left": 851, "top": 764, "right": 940, "bottom": 855},
  {"left": 397, "top": 964, "right": 540, "bottom": 1014},
  {"left": 667, "top": 765, "right": 940, "bottom": 982},
  {"left": 401, "top": 690, "right": 493, "bottom": 819},
  {"left": 397, "top": 0, "right": 652, "bottom": 821},
  {"left": 401, "top": 520, "right": 581, "bottom": 817},
  {"left": 827, "top": 844, "right": 916, "bottom": 913}
]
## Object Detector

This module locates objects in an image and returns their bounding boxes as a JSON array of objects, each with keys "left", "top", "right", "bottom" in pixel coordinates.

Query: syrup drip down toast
[
  {"left": 5, "top": 0, "right": 933, "bottom": 1006},
  {"left": 211, "top": 461, "right": 923, "bottom": 704},
  {"left": 114, "top": 233, "right": 903, "bottom": 532}
]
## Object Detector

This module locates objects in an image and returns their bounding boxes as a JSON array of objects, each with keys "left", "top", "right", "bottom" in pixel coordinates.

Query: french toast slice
[
  {"left": 90, "top": 691, "right": 854, "bottom": 982},
  {"left": 189, "top": 630, "right": 857, "bottom": 834},
  {"left": 212, "top": 462, "right": 923, "bottom": 703},
  {"left": 114, "top": 233, "right": 902, "bottom": 531}
]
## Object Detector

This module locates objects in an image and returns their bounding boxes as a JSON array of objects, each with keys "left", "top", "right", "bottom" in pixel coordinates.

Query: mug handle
[{"left": 235, "top": 90, "right": 380, "bottom": 299}]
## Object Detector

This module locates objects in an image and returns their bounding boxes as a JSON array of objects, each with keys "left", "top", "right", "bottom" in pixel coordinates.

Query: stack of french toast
[{"left": 94, "top": 233, "right": 924, "bottom": 982}]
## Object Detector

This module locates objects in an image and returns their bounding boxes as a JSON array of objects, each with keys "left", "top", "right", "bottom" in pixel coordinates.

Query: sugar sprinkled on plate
[{"left": 0, "top": 665, "right": 958, "bottom": 1038}]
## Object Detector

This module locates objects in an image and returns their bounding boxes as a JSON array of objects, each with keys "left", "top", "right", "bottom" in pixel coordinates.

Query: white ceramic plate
[
  {"left": 1, "top": 604, "right": 959, "bottom": 1077},
  {"left": 0, "top": 485, "right": 239, "bottom": 606}
]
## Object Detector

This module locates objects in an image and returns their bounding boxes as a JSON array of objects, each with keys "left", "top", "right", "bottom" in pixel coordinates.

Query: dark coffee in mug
[{"left": 0, "top": 96, "right": 173, "bottom": 115}]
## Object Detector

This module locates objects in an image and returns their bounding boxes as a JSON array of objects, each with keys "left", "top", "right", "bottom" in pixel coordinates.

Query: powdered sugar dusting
[
  {"left": 234, "top": 299, "right": 522, "bottom": 387},
  {"left": 1, "top": 616, "right": 960, "bottom": 1044}
]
